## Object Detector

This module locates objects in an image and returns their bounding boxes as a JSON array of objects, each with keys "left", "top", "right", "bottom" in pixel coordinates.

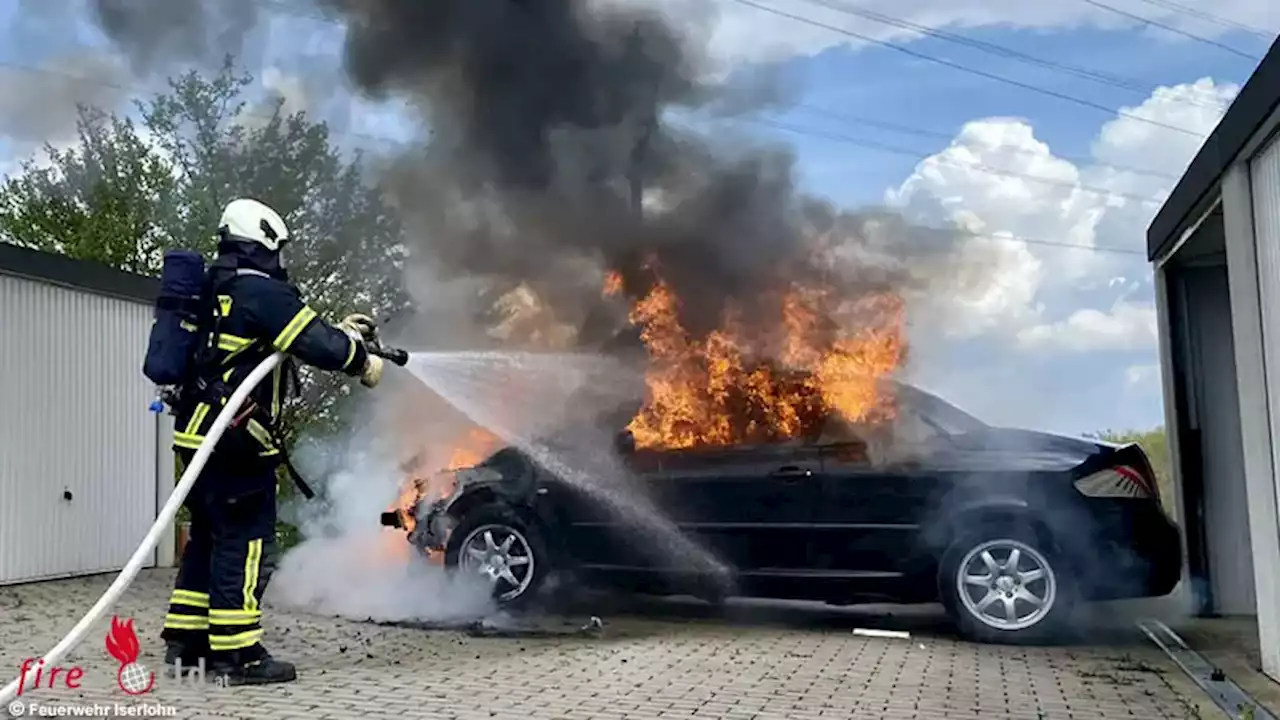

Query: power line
[
  {"left": 1077, "top": 0, "right": 1264, "bottom": 61},
  {"left": 793, "top": 0, "right": 1228, "bottom": 111},
  {"left": 3, "top": 53, "right": 1181, "bottom": 195},
  {"left": 1126, "top": 0, "right": 1277, "bottom": 40},
  {"left": 735, "top": 116, "right": 1166, "bottom": 204},
  {"left": 0, "top": 60, "right": 409, "bottom": 150},
  {"left": 924, "top": 224, "right": 1145, "bottom": 255},
  {"left": 791, "top": 104, "right": 1182, "bottom": 180},
  {"left": 728, "top": 0, "right": 1207, "bottom": 138},
  {"left": 0, "top": 59, "right": 1152, "bottom": 257},
  {"left": 257, "top": 0, "right": 1214, "bottom": 137},
  {"left": 259, "top": 0, "right": 1204, "bottom": 175}
]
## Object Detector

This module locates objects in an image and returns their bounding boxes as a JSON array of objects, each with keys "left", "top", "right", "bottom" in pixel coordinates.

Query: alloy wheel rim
[
  {"left": 458, "top": 524, "right": 535, "bottom": 601},
  {"left": 956, "top": 538, "right": 1057, "bottom": 632}
]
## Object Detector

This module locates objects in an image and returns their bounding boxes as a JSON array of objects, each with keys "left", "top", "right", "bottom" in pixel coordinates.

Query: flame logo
[{"left": 104, "top": 616, "right": 155, "bottom": 695}]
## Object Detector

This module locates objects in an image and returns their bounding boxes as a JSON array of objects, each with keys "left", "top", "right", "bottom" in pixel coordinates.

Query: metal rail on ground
[{"left": 1138, "top": 618, "right": 1276, "bottom": 720}]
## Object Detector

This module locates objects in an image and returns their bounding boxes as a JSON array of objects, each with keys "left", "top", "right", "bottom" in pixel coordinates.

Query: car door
[
  {"left": 545, "top": 439, "right": 669, "bottom": 569},
  {"left": 812, "top": 423, "right": 945, "bottom": 580},
  {"left": 644, "top": 442, "right": 821, "bottom": 573}
]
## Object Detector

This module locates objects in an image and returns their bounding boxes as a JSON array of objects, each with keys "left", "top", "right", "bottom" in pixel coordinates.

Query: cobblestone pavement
[{"left": 0, "top": 570, "right": 1218, "bottom": 720}]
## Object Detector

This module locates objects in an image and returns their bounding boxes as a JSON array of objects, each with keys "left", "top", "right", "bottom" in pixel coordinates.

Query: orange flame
[
  {"left": 388, "top": 427, "right": 503, "bottom": 537},
  {"left": 620, "top": 266, "right": 905, "bottom": 450},
  {"left": 602, "top": 270, "right": 623, "bottom": 296}
]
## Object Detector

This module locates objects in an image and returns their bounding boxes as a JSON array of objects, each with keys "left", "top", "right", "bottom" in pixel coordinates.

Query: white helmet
[{"left": 218, "top": 198, "right": 290, "bottom": 252}]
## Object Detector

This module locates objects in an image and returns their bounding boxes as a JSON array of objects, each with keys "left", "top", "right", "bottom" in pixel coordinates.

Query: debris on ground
[
  {"left": 373, "top": 614, "right": 606, "bottom": 639},
  {"left": 853, "top": 628, "right": 910, "bottom": 639}
]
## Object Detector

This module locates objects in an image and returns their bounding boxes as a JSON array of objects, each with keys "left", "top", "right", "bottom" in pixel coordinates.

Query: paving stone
[{"left": 0, "top": 570, "right": 1214, "bottom": 720}]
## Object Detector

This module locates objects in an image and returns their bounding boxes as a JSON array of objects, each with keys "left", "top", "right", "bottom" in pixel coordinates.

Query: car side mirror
[{"left": 614, "top": 431, "right": 636, "bottom": 455}]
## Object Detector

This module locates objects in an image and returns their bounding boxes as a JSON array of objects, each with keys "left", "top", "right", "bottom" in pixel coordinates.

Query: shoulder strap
[{"left": 192, "top": 270, "right": 255, "bottom": 381}]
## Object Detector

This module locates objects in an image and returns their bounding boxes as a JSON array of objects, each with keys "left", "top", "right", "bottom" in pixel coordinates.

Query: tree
[
  {"left": 0, "top": 56, "right": 411, "bottom": 500},
  {"left": 0, "top": 106, "right": 179, "bottom": 275}
]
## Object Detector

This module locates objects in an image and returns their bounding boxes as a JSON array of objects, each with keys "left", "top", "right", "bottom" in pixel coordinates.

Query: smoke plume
[
  {"left": 65, "top": 0, "right": 997, "bottom": 364},
  {"left": 267, "top": 394, "right": 497, "bottom": 623},
  {"left": 89, "top": 0, "right": 268, "bottom": 77},
  {"left": 0, "top": 51, "right": 130, "bottom": 143},
  {"left": 315, "top": 0, "right": 970, "bottom": 354}
]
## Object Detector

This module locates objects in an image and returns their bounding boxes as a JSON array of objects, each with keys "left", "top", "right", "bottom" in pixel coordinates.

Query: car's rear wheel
[
  {"left": 444, "top": 503, "right": 549, "bottom": 609},
  {"left": 939, "top": 528, "right": 1073, "bottom": 644}
]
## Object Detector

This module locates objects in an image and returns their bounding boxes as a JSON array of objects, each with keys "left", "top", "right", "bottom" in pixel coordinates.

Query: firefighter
[{"left": 160, "top": 198, "right": 383, "bottom": 685}]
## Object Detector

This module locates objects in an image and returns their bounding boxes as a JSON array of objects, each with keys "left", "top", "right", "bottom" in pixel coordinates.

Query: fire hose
[{"left": 0, "top": 339, "right": 408, "bottom": 704}]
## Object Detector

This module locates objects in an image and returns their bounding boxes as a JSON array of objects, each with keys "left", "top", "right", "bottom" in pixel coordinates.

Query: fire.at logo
[{"left": 104, "top": 616, "right": 155, "bottom": 695}]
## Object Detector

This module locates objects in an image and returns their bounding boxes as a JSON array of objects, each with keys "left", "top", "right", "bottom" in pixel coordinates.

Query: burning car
[{"left": 381, "top": 380, "right": 1182, "bottom": 645}]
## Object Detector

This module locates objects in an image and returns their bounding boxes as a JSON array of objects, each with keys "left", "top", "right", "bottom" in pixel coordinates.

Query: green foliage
[
  {"left": 0, "top": 107, "right": 179, "bottom": 274},
  {"left": 1088, "top": 426, "right": 1173, "bottom": 514},
  {"left": 0, "top": 55, "right": 410, "bottom": 450}
]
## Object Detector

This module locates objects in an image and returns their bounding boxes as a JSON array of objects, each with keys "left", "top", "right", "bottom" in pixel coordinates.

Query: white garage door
[
  {"left": 1248, "top": 130, "right": 1280, "bottom": 682},
  {"left": 0, "top": 273, "right": 159, "bottom": 584},
  {"left": 1253, "top": 134, "right": 1280, "bottom": 547}
]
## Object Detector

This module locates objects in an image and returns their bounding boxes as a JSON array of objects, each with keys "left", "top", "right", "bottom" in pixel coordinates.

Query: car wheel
[
  {"left": 444, "top": 503, "right": 549, "bottom": 609},
  {"left": 939, "top": 528, "right": 1072, "bottom": 644}
]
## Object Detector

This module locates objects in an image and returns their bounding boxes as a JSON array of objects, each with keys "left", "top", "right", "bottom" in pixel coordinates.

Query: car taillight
[{"left": 1074, "top": 465, "right": 1157, "bottom": 500}]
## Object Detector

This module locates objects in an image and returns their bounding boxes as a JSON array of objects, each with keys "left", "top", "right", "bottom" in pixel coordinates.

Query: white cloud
[
  {"left": 886, "top": 76, "right": 1240, "bottom": 351},
  {"left": 907, "top": 231, "right": 1045, "bottom": 339},
  {"left": 1125, "top": 362, "right": 1161, "bottom": 387},
  {"left": 1016, "top": 300, "right": 1159, "bottom": 351},
  {"left": 607, "top": 0, "right": 1278, "bottom": 73}
]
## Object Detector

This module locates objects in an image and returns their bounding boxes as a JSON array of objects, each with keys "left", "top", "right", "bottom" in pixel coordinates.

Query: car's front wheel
[
  {"left": 444, "top": 503, "right": 549, "bottom": 609},
  {"left": 939, "top": 528, "right": 1072, "bottom": 644}
]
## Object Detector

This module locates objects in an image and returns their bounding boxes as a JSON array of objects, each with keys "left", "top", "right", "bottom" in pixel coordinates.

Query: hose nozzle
[
  {"left": 367, "top": 340, "right": 409, "bottom": 366},
  {"left": 377, "top": 347, "right": 409, "bottom": 367},
  {"left": 356, "top": 316, "right": 409, "bottom": 366}
]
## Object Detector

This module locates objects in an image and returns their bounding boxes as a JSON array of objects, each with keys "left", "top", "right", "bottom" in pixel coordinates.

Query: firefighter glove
[
  {"left": 339, "top": 312, "right": 377, "bottom": 341},
  {"left": 361, "top": 353, "right": 384, "bottom": 388}
]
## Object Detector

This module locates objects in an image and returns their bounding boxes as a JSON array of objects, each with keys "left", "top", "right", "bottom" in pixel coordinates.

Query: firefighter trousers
[{"left": 161, "top": 464, "right": 278, "bottom": 665}]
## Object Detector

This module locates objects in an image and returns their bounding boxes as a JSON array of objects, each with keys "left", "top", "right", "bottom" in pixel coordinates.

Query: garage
[
  {"left": 1149, "top": 39, "right": 1280, "bottom": 684},
  {"left": 0, "top": 243, "right": 175, "bottom": 584}
]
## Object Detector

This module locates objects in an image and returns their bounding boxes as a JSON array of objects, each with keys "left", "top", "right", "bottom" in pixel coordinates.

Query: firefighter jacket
[{"left": 171, "top": 247, "right": 369, "bottom": 463}]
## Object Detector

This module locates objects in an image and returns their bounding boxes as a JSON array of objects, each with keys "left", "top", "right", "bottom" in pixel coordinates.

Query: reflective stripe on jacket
[{"left": 171, "top": 260, "right": 368, "bottom": 457}]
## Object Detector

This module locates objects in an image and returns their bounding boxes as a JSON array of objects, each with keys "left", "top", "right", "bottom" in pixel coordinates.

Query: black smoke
[
  {"left": 90, "top": 0, "right": 266, "bottom": 77},
  {"left": 76, "top": 0, "right": 973, "bottom": 353},
  {"left": 310, "top": 0, "right": 960, "bottom": 348}
]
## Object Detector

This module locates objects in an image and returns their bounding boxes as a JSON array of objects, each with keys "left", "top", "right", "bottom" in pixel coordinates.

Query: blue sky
[{"left": 2, "top": 0, "right": 1277, "bottom": 436}]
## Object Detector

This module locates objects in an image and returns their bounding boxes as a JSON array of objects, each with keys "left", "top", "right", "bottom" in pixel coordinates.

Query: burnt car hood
[{"left": 928, "top": 426, "right": 1118, "bottom": 473}]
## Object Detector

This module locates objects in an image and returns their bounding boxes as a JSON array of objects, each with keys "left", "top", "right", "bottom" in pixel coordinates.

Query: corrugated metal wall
[
  {"left": 1252, "top": 134, "right": 1280, "bottom": 553},
  {"left": 0, "top": 273, "right": 159, "bottom": 584},
  {"left": 1247, "top": 131, "right": 1280, "bottom": 683}
]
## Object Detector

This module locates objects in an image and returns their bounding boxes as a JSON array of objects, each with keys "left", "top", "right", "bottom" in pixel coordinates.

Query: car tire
[
  {"left": 938, "top": 525, "right": 1074, "bottom": 645},
  {"left": 444, "top": 503, "right": 550, "bottom": 610}
]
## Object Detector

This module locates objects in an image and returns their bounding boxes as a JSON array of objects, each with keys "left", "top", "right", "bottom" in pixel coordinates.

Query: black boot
[
  {"left": 163, "top": 639, "right": 208, "bottom": 678},
  {"left": 208, "top": 647, "right": 296, "bottom": 686}
]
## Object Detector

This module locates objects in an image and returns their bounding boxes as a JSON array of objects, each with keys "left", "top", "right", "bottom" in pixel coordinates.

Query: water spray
[{"left": 0, "top": 341, "right": 410, "bottom": 705}]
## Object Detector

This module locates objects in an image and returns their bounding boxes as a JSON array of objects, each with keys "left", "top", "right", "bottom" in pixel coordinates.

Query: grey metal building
[
  {"left": 1149, "top": 35, "right": 1280, "bottom": 683},
  {"left": 0, "top": 243, "right": 175, "bottom": 584}
]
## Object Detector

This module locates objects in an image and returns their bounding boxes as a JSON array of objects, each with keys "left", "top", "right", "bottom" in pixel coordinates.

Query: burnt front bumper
[{"left": 381, "top": 498, "right": 453, "bottom": 551}]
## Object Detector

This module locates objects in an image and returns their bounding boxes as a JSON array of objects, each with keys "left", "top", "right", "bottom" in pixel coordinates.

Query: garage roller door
[{"left": 0, "top": 273, "right": 160, "bottom": 584}]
